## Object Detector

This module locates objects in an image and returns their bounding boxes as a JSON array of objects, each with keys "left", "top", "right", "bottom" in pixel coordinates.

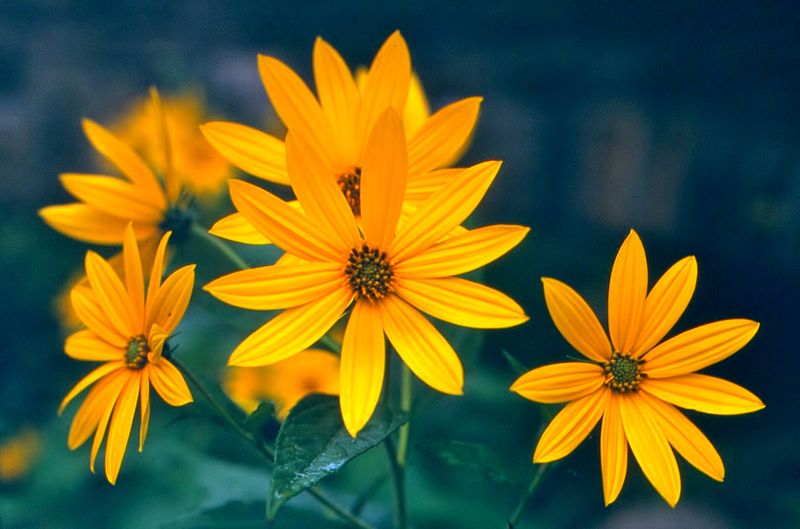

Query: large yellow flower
[
  {"left": 205, "top": 109, "right": 528, "bottom": 437},
  {"left": 511, "top": 230, "right": 764, "bottom": 507},
  {"left": 202, "top": 31, "right": 482, "bottom": 244},
  {"left": 59, "top": 224, "right": 194, "bottom": 484}
]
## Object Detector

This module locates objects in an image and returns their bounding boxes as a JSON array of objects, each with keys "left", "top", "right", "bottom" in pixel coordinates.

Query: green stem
[
  {"left": 190, "top": 222, "right": 249, "bottom": 270},
  {"left": 384, "top": 438, "right": 407, "bottom": 529},
  {"left": 396, "top": 364, "right": 412, "bottom": 467},
  {"left": 507, "top": 463, "right": 548, "bottom": 528}
]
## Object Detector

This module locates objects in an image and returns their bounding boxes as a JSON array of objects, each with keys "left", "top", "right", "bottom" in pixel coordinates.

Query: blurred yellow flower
[
  {"left": 511, "top": 229, "right": 764, "bottom": 507},
  {"left": 203, "top": 31, "right": 482, "bottom": 245},
  {"left": 0, "top": 428, "right": 41, "bottom": 482},
  {"left": 205, "top": 109, "right": 528, "bottom": 437},
  {"left": 224, "top": 349, "right": 340, "bottom": 420},
  {"left": 60, "top": 224, "right": 194, "bottom": 484}
]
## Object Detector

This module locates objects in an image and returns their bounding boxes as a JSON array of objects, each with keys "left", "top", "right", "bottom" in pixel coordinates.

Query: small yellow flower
[
  {"left": 202, "top": 31, "right": 482, "bottom": 244},
  {"left": 60, "top": 224, "right": 194, "bottom": 484},
  {"left": 0, "top": 428, "right": 41, "bottom": 482},
  {"left": 224, "top": 349, "right": 340, "bottom": 420},
  {"left": 205, "top": 109, "right": 528, "bottom": 437},
  {"left": 511, "top": 229, "right": 764, "bottom": 507}
]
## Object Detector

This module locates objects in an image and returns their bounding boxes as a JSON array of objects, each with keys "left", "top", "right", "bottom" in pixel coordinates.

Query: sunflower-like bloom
[
  {"left": 202, "top": 30, "right": 482, "bottom": 244},
  {"left": 205, "top": 109, "right": 528, "bottom": 436},
  {"left": 511, "top": 230, "right": 764, "bottom": 507},
  {"left": 224, "top": 349, "right": 340, "bottom": 420},
  {"left": 0, "top": 428, "right": 41, "bottom": 482},
  {"left": 59, "top": 224, "right": 194, "bottom": 484}
]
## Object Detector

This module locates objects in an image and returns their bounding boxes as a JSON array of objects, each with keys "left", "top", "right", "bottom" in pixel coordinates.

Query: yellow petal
[
  {"left": 148, "top": 88, "right": 181, "bottom": 204},
  {"left": 642, "top": 374, "right": 764, "bottom": 415},
  {"left": 200, "top": 121, "right": 289, "bottom": 184},
  {"left": 379, "top": 295, "right": 463, "bottom": 395},
  {"left": 89, "top": 370, "right": 129, "bottom": 472},
  {"left": 403, "top": 72, "right": 430, "bottom": 137},
  {"left": 257, "top": 54, "right": 340, "bottom": 168},
  {"left": 405, "top": 167, "right": 464, "bottom": 204},
  {"left": 85, "top": 251, "right": 138, "bottom": 337},
  {"left": 204, "top": 262, "right": 344, "bottom": 310},
  {"left": 66, "top": 372, "right": 123, "bottom": 449},
  {"left": 340, "top": 301, "right": 385, "bottom": 437},
  {"left": 600, "top": 393, "right": 628, "bottom": 506},
  {"left": 541, "top": 278, "right": 612, "bottom": 362},
  {"left": 228, "top": 287, "right": 353, "bottom": 366},
  {"left": 637, "top": 391, "right": 724, "bottom": 481},
  {"left": 146, "top": 264, "right": 195, "bottom": 335},
  {"left": 147, "top": 323, "right": 168, "bottom": 363},
  {"left": 123, "top": 223, "right": 145, "bottom": 328},
  {"left": 407, "top": 97, "right": 482, "bottom": 176},
  {"left": 511, "top": 362, "right": 605, "bottom": 404},
  {"left": 65, "top": 330, "right": 123, "bottom": 361},
  {"left": 70, "top": 287, "right": 128, "bottom": 348},
  {"left": 313, "top": 37, "right": 360, "bottom": 161},
  {"left": 608, "top": 229, "right": 648, "bottom": 354},
  {"left": 355, "top": 31, "right": 411, "bottom": 157},
  {"left": 60, "top": 174, "right": 165, "bottom": 222},
  {"left": 228, "top": 179, "right": 344, "bottom": 262},
  {"left": 390, "top": 160, "right": 501, "bottom": 262},
  {"left": 138, "top": 368, "right": 150, "bottom": 452},
  {"left": 59, "top": 361, "right": 125, "bottom": 414},
  {"left": 210, "top": 213, "right": 271, "bottom": 245},
  {"left": 149, "top": 359, "right": 193, "bottom": 406},
  {"left": 360, "top": 108, "right": 407, "bottom": 249},
  {"left": 533, "top": 388, "right": 608, "bottom": 463},
  {"left": 394, "top": 225, "right": 529, "bottom": 279},
  {"left": 619, "top": 393, "right": 681, "bottom": 507},
  {"left": 146, "top": 231, "right": 171, "bottom": 314},
  {"left": 395, "top": 277, "right": 528, "bottom": 329},
  {"left": 105, "top": 373, "right": 140, "bottom": 484},
  {"left": 632, "top": 256, "right": 697, "bottom": 356},
  {"left": 643, "top": 319, "right": 760, "bottom": 378},
  {"left": 39, "top": 204, "right": 157, "bottom": 246}
]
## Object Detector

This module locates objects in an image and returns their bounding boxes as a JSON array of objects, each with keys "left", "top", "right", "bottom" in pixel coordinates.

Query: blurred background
[{"left": 1, "top": 1, "right": 798, "bottom": 528}]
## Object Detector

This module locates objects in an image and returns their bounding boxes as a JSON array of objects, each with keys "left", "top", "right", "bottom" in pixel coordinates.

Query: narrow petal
[
  {"left": 390, "top": 160, "right": 501, "bottom": 262},
  {"left": 149, "top": 359, "right": 193, "bottom": 406},
  {"left": 138, "top": 368, "right": 150, "bottom": 452},
  {"left": 228, "top": 179, "right": 344, "bottom": 262},
  {"left": 39, "top": 204, "right": 157, "bottom": 246},
  {"left": 65, "top": 330, "right": 123, "bottom": 361},
  {"left": 379, "top": 295, "right": 463, "bottom": 395},
  {"left": 395, "top": 277, "right": 527, "bottom": 329},
  {"left": 60, "top": 174, "right": 165, "bottom": 222},
  {"left": 600, "top": 393, "right": 628, "bottom": 506},
  {"left": 394, "top": 225, "right": 529, "bottom": 279},
  {"left": 313, "top": 37, "right": 359, "bottom": 161},
  {"left": 148, "top": 88, "right": 181, "bottom": 204},
  {"left": 340, "top": 301, "right": 386, "bottom": 437},
  {"left": 642, "top": 374, "right": 764, "bottom": 415},
  {"left": 123, "top": 224, "right": 145, "bottom": 328},
  {"left": 145, "top": 232, "right": 171, "bottom": 314},
  {"left": 105, "top": 373, "right": 140, "bottom": 484},
  {"left": 204, "top": 262, "right": 344, "bottom": 310},
  {"left": 147, "top": 324, "right": 168, "bottom": 363},
  {"left": 541, "top": 278, "right": 612, "bottom": 362},
  {"left": 407, "top": 97, "right": 482, "bottom": 176},
  {"left": 405, "top": 167, "right": 464, "bottom": 203},
  {"left": 146, "top": 264, "right": 195, "bottom": 335},
  {"left": 360, "top": 108, "right": 408, "bottom": 249},
  {"left": 533, "top": 388, "right": 608, "bottom": 463},
  {"left": 620, "top": 393, "right": 681, "bottom": 507},
  {"left": 228, "top": 288, "right": 353, "bottom": 366},
  {"left": 70, "top": 286, "right": 128, "bottom": 348},
  {"left": 85, "top": 251, "right": 138, "bottom": 337},
  {"left": 200, "top": 121, "right": 289, "bottom": 184},
  {"left": 59, "top": 361, "right": 125, "bottom": 414},
  {"left": 88, "top": 370, "right": 130, "bottom": 472},
  {"left": 66, "top": 372, "right": 123, "bottom": 449},
  {"left": 511, "top": 362, "right": 605, "bottom": 404},
  {"left": 643, "top": 319, "right": 760, "bottom": 377},
  {"left": 608, "top": 230, "right": 648, "bottom": 354},
  {"left": 403, "top": 72, "right": 430, "bottom": 137},
  {"left": 209, "top": 213, "right": 271, "bottom": 245},
  {"left": 632, "top": 256, "right": 697, "bottom": 356},
  {"left": 257, "top": 54, "right": 339, "bottom": 168},
  {"left": 638, "top": 391, "right": 724, "bottom": 481}
]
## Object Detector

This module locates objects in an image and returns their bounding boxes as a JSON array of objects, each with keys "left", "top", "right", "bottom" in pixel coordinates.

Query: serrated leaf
[
  {"left": 243, "top": 401, "right": 277, "bottom": 434},
  {"left": 419, "top": 440, "right": 520, "bottom": 485},
  {"left": 267, "top": 394, "right": 407, "bottom": 519}
]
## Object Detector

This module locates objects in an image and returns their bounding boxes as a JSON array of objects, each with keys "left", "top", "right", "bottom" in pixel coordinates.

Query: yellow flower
[
  {"left": 202, "top": 31, "right": 482, "bottom": 245},
  {"left": 511, "top": 229, "right": 764, "bottom": 507},
  {"left": 59, "top": 224, "right": 194, "bottom": 484},
  {"left": 205, "top": 109, "right": 528, "bottom": 437},
  {"left": 0, "top": 428, "right": 41, "bottom": 482},
  {"left": 224, "top": 349, "right": 340, "bottom": 420}
]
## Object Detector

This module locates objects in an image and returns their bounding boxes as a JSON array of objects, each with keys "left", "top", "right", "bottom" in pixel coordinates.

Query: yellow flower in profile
[
  {"left": 202, "top": 31, "right": 482, "bottom": 244},
  {"left": 0, "top": 428, "right": 41, "bottom": 482},
  {"left": 511, "top": 229, "right": 764, "bottom": 507},
  {"left": 205, "top": 109, "right": 528, "bottom": 437},
  {"left": 60, "top": 224, "right": 194, "bottom": 484},
  {"left": 224, "top": 349, "right": 340, "bottom": 420}
]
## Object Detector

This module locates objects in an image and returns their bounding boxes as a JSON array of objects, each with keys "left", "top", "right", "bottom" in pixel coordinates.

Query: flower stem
[
  {"left": 507, "top": 463, "right": 548, "bottom": 528},
  {"left": 396, "top": 364, "right": 412, "bottom": 467},
  {"left": 190, "top": 222, "right": 249, "bottom": 270},
  {"left": 384, "top": 438, "right": 407, "bottom": 529}
]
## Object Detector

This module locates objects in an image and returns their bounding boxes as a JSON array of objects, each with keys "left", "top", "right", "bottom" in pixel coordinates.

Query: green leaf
[
  {"left": 267, "top": 394, "right": 407, "bottom": 519},
  {"left": 243, "top": 401, "right": 277, "bottom": 434},
  {"left": 419, "top": 440, "right": 520, "bottom": 485}
]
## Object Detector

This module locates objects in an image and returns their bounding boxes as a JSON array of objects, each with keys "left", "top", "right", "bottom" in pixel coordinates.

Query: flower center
[
  {"left": 159, "top": 205, "right": 194, "bottom": 244},
  {"left": 603, "top": 352, "right": 644, "bottom": 393},
  {"left": 345, "top": 244, "right": 394, "bottom": 302},
  {"left": 125, "top": 335, "right": 149, "bottom": 370},
  {"left": 336, "top": 167, "right": 362, "bottom": 216}
]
